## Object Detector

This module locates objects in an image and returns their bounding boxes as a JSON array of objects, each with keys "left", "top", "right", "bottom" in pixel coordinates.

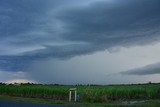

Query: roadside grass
[{"left": 0, "top": 95, "right": 160, "bottom": 107}]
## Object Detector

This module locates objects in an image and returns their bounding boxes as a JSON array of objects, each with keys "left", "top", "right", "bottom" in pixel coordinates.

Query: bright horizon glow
[{"left": 5, "top": 79, "right": 37, "bottom": 84}]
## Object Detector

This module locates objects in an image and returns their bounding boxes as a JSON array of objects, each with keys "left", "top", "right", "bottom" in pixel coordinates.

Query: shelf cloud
[
  {"left": 0, "top": 0, "right": 160, "bottom": 84},
  {"left": 122, "top": 62, "right": 160, "bottom": 75}
]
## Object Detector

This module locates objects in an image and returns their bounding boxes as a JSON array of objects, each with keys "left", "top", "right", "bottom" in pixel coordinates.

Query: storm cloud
[
  {"left": 122, "top": 62, "right": 160, "bottom": 75},
  {"left": 0, "top": 0, "right": 160, "bottom": 84}
]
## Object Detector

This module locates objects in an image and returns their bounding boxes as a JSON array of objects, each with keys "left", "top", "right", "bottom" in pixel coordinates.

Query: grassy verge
[
  {"left": 0, "top": 95, "right": 66, "bottom": 105},
  {"left": 0, "top": 95, "right": 127, "bottom": 106},
  {"left": 0, "top": 95, "right": 160, "bottom": 107}
]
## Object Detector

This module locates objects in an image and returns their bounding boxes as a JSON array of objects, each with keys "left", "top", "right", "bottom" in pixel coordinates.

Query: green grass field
[{"left": 0, "top": 83, "right": 160, "bottom": 103}]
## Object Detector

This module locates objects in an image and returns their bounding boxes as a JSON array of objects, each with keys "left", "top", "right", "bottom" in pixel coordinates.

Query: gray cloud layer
[
  {"left": 0, "top": 0, "right": 160, "bottom": 72},
  {"left": 121, "top": 62, "right": 160, "bottom": 75}
]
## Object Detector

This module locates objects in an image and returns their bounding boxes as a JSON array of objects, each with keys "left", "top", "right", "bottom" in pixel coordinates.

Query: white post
[
  {"left": 69, "top": 88, "right": 77, "bottom": 102},
  {"left": 69, "top": 91, "right": 72, "bottom": 102},
  {"left": 74, "top": 90, "right": 77, "bottom": 102},
  {"left": 75, "top": 90, "right": 77, "bottom": 102}
]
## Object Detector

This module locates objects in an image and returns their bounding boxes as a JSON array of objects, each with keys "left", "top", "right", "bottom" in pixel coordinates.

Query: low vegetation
[{"left": 0, "top": 83, "right": 160, "bottom": 102}]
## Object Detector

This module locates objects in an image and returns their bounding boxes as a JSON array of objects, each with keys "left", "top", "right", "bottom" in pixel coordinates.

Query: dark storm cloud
[
  {"left": 121, "top": 62, "right": 160, "bottom": 75},
  {"left": 0, "top": 0, "right": 160, "bottom": 72},
  {"left": 0, "top": 56, "right": 30, "bottom": 71},
  {"left": 58, "top": 0, "right": 160, "bottom": 45},
  {"left": 0, "top": 43, "right": 97, "bottom": 71},
  {"left": 0, "top": 0, "right": 47, "bottom": 38}
]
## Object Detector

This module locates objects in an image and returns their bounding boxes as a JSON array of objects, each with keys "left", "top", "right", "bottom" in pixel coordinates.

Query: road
[{"left": 0, "top": 100, "right": 79, "bottom": 107}]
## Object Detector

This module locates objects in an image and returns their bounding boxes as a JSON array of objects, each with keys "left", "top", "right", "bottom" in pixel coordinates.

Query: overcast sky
[{"left": 0, "top": 0, "right": 160, "bottom": 84}]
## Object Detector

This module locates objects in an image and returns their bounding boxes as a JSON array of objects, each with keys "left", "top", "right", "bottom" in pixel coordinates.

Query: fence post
[
  {"left": 75, "top": 90, "right": 77, "bottom": 102},
  {"left": 69, "top": 88, "right": 77, "bottom": 102},
  {"left": 69, "top": 90, "right": 72, "bottom": 102}
]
